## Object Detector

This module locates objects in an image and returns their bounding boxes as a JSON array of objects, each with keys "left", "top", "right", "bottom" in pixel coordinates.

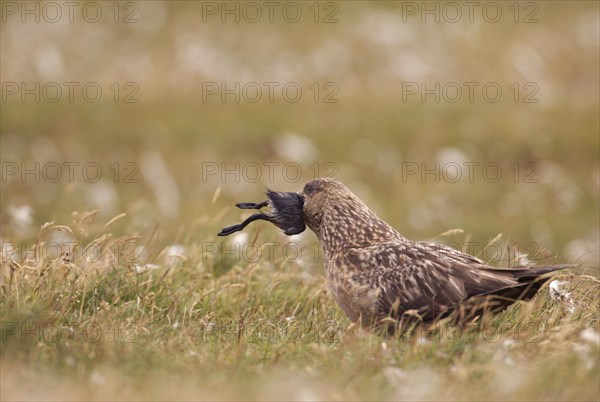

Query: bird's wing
[{"left": 342, "top": 241, "right": 517, "bottom": 321}]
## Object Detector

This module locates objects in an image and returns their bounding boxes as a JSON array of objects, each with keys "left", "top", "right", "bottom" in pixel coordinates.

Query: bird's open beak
[{"left": 217, "top": 190, "right": 306, "bottom": 236}]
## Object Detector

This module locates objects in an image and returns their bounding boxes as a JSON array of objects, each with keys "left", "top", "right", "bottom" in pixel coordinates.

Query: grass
[{"left": 1, "top": 214, "right": 599, "bottom": 401}]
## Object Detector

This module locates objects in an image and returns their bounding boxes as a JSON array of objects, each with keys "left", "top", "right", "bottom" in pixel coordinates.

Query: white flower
[
  {"left": 135, "top": 263, "right": 162, "bottom": 273},
  {"left": 579, "top": 328, "right": 600, "bottom": 346},
  {"left": 549, "top": 280, "right": 575, "bottom": 313}
]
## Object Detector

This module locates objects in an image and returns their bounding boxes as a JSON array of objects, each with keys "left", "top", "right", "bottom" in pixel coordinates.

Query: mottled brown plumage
[{"left": 220, "top": 178, "right": 572, "bottom": 332}]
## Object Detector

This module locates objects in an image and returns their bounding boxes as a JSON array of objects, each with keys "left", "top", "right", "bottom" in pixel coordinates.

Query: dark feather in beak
[{"left": 218, "top": 190, "right": 305, "bottom": 236}]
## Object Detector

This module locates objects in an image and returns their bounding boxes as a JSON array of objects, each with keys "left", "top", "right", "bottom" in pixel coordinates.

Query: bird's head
[{"left": 299, "top": 178, "right": 353, "bottom": 234}]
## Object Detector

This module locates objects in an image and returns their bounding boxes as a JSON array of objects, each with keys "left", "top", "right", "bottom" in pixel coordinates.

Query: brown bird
[{"left": 219, "top": 178, "right": 572, "bottom": 332}]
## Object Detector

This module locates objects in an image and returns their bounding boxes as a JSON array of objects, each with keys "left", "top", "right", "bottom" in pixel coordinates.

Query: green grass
[{"left": 1, "top": 216, "right": 598, "bottom": 401}]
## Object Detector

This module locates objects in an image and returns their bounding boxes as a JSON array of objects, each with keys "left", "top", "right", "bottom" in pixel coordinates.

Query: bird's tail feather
[
  {"left": 479, "top": 264, "right": 575, "bottom": 302},
  {"left": 510, "top": 264, "right": 575, "bottom": 281}
]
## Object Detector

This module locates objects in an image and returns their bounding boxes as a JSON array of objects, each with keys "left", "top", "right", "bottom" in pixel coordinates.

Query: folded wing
[{"left": 342, "top": 241, "right": 570, "bottom": 322}]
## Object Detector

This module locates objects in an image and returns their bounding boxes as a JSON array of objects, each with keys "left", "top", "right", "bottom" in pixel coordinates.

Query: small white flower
[
  {"left": 549, "top": 280, "right": 575, "bottom": 313},
  {"left": 273, "top": 132, "right": 318, "bottom": 163},
  {"left": 382, "top": 366, "right": 407, "bottom": 384},
  {"left": 504, "top": 356, "right": 515, "bottom": 366},
  {"left": 164, "top": 244, "right": 186, "bottom": 266},
  {"left": 7, "top": 205, "right": 33, "bottom": 227},
  {"left": 135, "top": 263, "right": 161, "bottom": 273},
  {"left": 90, "top": 370, "right": 107, "bottom": 385},
  {"left": 580, "top": 328, "right": 600, "bottom": 346},
  {"left": 166, "top": 244, "right": 185, "bottom": 257}
]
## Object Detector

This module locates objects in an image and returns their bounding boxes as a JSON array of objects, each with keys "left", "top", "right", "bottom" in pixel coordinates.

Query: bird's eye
[{"left": 304, "top": 183, "right": 316, "bottom": 194}]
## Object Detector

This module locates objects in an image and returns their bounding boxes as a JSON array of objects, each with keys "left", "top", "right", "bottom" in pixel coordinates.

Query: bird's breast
[{"left": 325, "top": 259, "right": 379, "bottom": 325}]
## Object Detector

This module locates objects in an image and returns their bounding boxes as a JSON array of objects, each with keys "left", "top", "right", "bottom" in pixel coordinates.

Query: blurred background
[{"left": 1, "top": 0, "right": 599, "bottom": 268}]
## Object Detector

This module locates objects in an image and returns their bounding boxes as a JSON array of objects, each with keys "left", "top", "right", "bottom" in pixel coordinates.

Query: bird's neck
[{"left": 315, "top": 202, "right": 405, "bottom": 256}]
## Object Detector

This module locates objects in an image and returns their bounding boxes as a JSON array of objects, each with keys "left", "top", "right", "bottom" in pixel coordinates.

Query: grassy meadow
[{"left": 1, "top": 1, "right": 599, "bottom": 400}]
